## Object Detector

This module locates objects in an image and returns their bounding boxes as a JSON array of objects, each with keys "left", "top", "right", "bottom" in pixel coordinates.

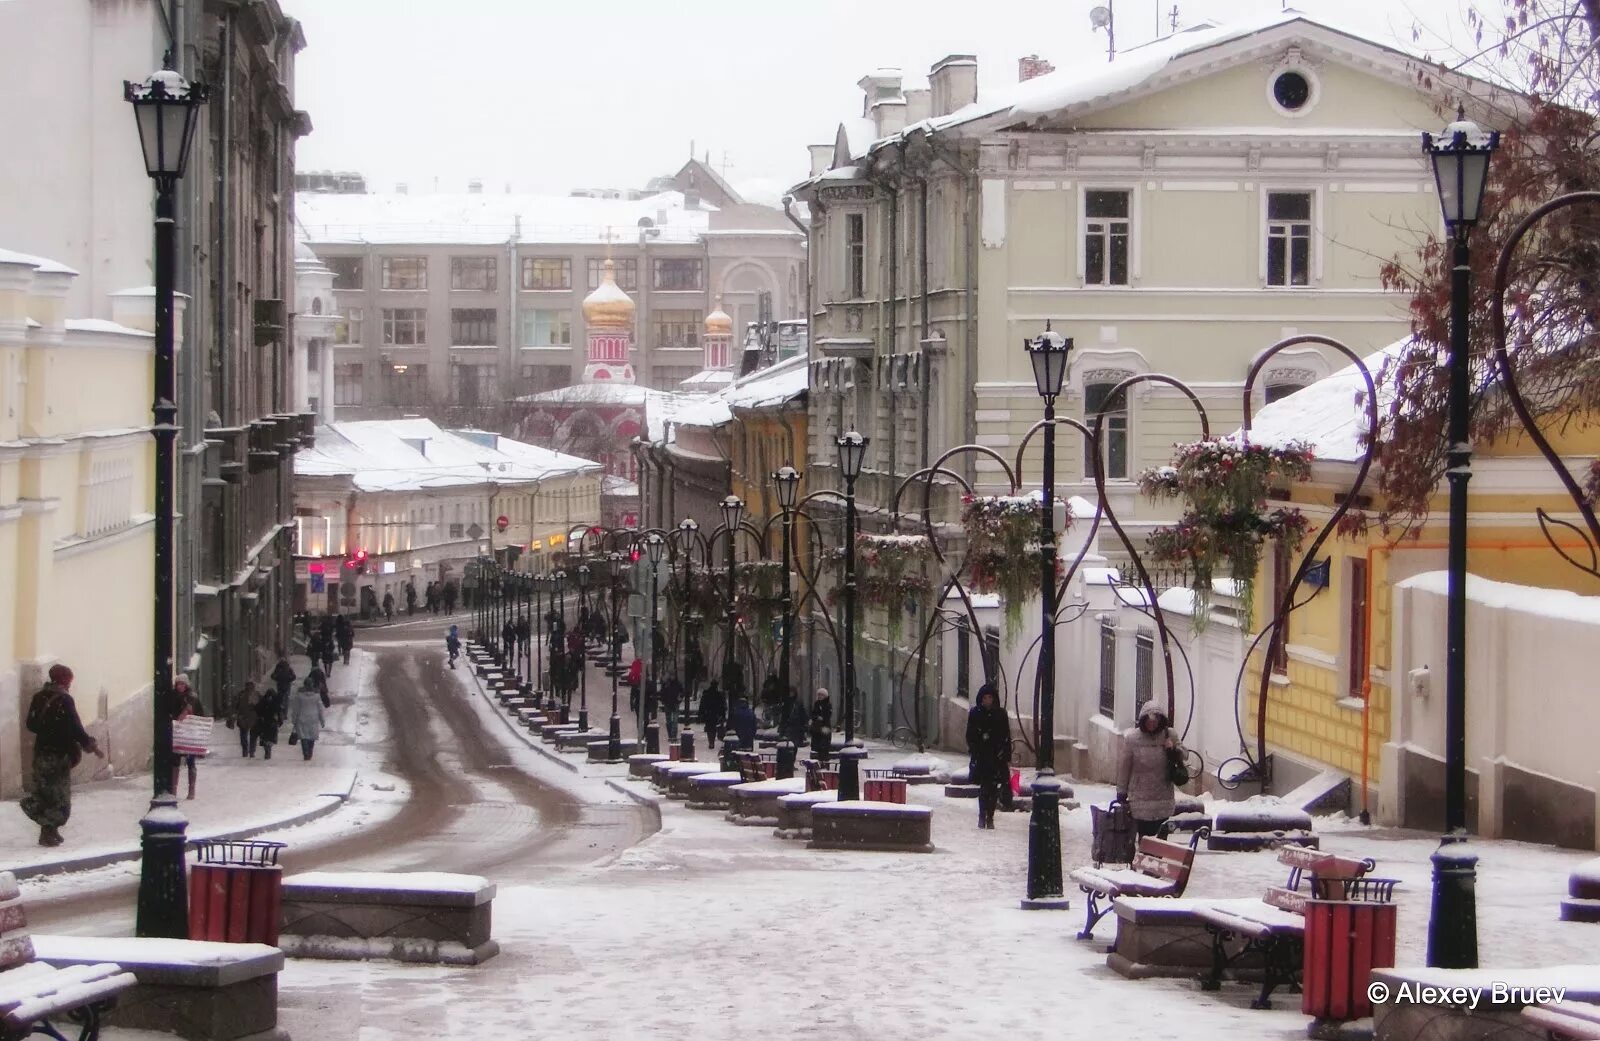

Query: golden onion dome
[
  {"left": 581, "top": 259, "right": 636, "bottom": 329},
  {"left": 704, "top": 304, "right": 733, "bottom": 335}
]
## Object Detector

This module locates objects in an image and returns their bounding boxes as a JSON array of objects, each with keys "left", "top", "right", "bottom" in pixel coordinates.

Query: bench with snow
[
  {"left": 774, "top": 790, "right": 837, "bottom": 840},
  {"left": 889, "top": 756, "right": 944, "bottom": 785},
  {"left": 1195, "top": 848, "right": 1377, "bottom": 1009},
  {"left": 539, "top": 722, "right": 581, "bottom": 742},
  {"left": 803, "top": 759, "right": 839, "bottom": 793},
  {"left": 1206, "top": 799, "right": 1317, "bottom": 852},
  {"left": 30, "top": 935, "right": 280, "bottom": 1041},
  {"left": 1370, "top": 966, "right": 1600, "bottom": 1041},
  {"left": 0, "top": 874, "right": 136, "bottom": 1041},
  {"left": 587, "top": 739, "right": 639, "bottom": 762},
  {"left": 1523, "top": 999, "right": 1600, "bottom": 1041},
  {"left": 516, "top": 708, "right": 549, "bottom": 729},
  {"left": 277, "top": 872, "right": 498, "bottom": 966},
  {"left": 1071, "top": 827, "right": 1211, "bottom": 940},
  {"left": 1560, "top": 858, "right": 1600, "bottom": 924},
  {"left": 474, "top": 663, "right": 509, "bottom": 680},
  {"left": 809, "top": 801, "right": 933, "bottom": 853},
  {"left": 1166, "top": 795, "right": 1210, "bottom": 834},
  {"left": 628, "top": 753, "right": 670, "bottom": 779},
  {"left": 685, "top": 771, "right": 744, "bottom": 810},
  {"left": 943, "top": 765, "right": 978, "bottom": 799},
  {"left": 555, "top": 729, "right": 609, "bottom": 752},
  {"left": 726, "top": 777, "right": 806, "bottom": 826},
  {"left": 654, "top": 761, "right": 721, "bottom": 797}
]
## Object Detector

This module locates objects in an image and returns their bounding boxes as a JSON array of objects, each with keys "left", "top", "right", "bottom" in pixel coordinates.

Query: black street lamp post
[
  {"left": 836, "top": 432, "right": 867, "bottom": 802},
  {"left": 1423, "top": 107, "right": 1498, "bottom": 969},
  {"left": 532, "top": 575, "right": 546, "bottom": 697},
  {"left": 677, "top": 518, "right": 700, "bottom": 734},
  {"left": 773, "top": 466, "right": 801, "bottom": 779},
  {"left": 718, "top": 496, "right": 745, "bottom": 765},
  {"left": 1023, "top": 327, "right": 1072, "bottom": 910},
  {"left": 643, "top": 532, "right": 666, "bottom": 755},
  {"left": 126, "top": 62, "right": 208, "bottom": 940},
  {"left": 551, "top": 570, "right": 567, "bottom": 717},
  {"left": 606, "top": 552, "right": 626, "bottom": 761},
  {"left": 576, "top": 564, "right": 592, "bottom": 730}
]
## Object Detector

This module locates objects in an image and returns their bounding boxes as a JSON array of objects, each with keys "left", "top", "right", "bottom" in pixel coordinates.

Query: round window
[{"left": 1273, "top": 71, "right": 1312, "bottom": 111}]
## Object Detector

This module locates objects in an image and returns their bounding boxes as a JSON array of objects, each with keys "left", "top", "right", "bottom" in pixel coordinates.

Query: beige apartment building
[
  {"left": 788, "top": 11, "right": 1502, "bottom": 739},
  {"left": 296, "top": 160, "right": 806, "bottom": 422}
]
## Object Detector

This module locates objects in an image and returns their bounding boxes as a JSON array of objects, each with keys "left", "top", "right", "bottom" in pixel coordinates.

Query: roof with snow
[
  {"left": 1244, "top": 338, "right": 1409, "bottom": 462},
  {"left": 295, "top": 418, "right": 600, "bottom": 493},
  {"left": 721, "top": 354, "right": 809, "bottom": 411},
  {"left": 297, "top": 190, "right": 712, "bottom": 246},
  {"left": 0, "top": 246, "right": 78, "bottom": 276}
]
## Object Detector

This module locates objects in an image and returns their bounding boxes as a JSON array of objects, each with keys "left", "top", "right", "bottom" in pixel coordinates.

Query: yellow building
[
  {"left": 1245, "top": 340, "right": 1600, "bottom": 844},
  {"left": 1, "top": 248, "right": 159, "bottom": 795}
]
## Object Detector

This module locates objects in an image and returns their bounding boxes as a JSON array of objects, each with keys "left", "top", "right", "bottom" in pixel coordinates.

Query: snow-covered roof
[
  {"left": 297, "top": 190, "right": 712, "bottom": 246},
  {"left": 1244, "top": 338, "right": 1409, "bottom": 462},
  {"left": 295, "top": 418, "right": 599, "bottom": 493},
  {"left": 1397, "top": 572, "right": 1600, "bottom": 625},
  {"left": 520, "top": 383, "right": 652, "bottom": 407},
  {"left": 0, "top": 246, "right": 77, "bottom": 276},
  {"left": 722, "top": 354, "right": 808, "bottom": 411},
  {"left": 64, "top": 318, "right": 151, "bottom": 338}
]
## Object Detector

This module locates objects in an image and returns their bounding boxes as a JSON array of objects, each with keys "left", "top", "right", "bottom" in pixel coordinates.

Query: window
[
  {"left": 649, "top": 366, "right": 698, "bottom": 391},
  {"left": 1269, "top": 540, "right": 1292, "bottom": 674},
  {"left": 450, "top": 308, "right": 497, "bottom": 345},
  {"left": 381, "top": 308, "right": 426, "bottom": 346},
  {"left": 1084, "top": 190, "right": 1131, "bottom": 286},
  {"left": 520, "top": 257, "right": 571, "bottom": 290},
  {"left": 651, "top": 310, "right": 701, "bottom": 351},
  {"left": 1266, "top": 191, "right": 1312, "bottom": 287},
  {"left": 587, "top": 258, "right": 638, "bottom": 291},
  {"left": 384, "top": 363, "right": 429, "bottom": 405},
  {"left": 1084, "top": 381, "right": 1129, "bottom": 480},
  {"left": 1265, "top": 381, "right": 1306, "bottom": 404},
  {"left": 326, "top": 256, "right": 363, "bottom": 290},
  {"left": 335, "top": 306, "right": 364, "bottom": 345},
  {"left": 380, "top": 257, "right": 427, "bottom": 290},
  {"left": 449, "top": 522, "right": 465, "bottom": 540},
  {"left": 450, "top": 256, "right": 497, "bottom": 292},
  {"left": 1272, "top": 70, "right": 1314, "bottom": 112},
  {"left": 453, "top": 363, "right": 497, "bottom": 406},
  {"left": 652, "top": 257, "right": 704, "bottom": 291},
  {"left": 334, "top": 363, "right": 364, "bottom": 406},
  {"left": 519, "top": 363, "right": 569, "bottom": 394},
  {"left": 1347, "top": 557, "right": 1369, "bottom": 699},
  {"left": 982, "top": 625, "right": 1000, "bottom": 687},
  {"left": 955, "top": 616, "right": 971, "bottom": 701},
  {"left": 845, "top": 213, "right": 865, "bottom": 298},
  {"left": 1135, "top": 630, "right": 1154, "bottom": 707},
  {"left": 1098, "top": 618, "right": 1117, "bottom": 718},
  {"left": 519, "top": 309, "right": 572, "bottom": 347}
]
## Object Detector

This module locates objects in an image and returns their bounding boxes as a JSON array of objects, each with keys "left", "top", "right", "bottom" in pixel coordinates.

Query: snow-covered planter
[
  {"left": 961, "top": 493, "right": 1070, "bottom": 635},
  {"left": 828, "top": 533, "right": 935, "bottom": 639},
  {"left": 1560, "top": 856, "right": 1600, "bottom": 922},
  {"left": 1207, "top": 796, "right": 1316, "bottom": 852},
  {"left": 1139, "top": 437, "right": 1315, "bottom": 627}
]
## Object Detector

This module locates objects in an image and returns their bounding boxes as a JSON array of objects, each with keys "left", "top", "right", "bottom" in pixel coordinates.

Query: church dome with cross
[{"left": 582, "top": 258, "right": 635, "bottom": 330}]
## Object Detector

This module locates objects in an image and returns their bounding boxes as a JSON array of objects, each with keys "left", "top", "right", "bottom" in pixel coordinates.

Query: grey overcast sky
[{"left": 293, "top": 0, "right": 1476, "bottom": 203}]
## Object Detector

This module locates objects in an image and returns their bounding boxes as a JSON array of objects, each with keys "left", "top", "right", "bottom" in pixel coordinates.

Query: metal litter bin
[
  {"left": 1303, "top": 873, "right": 1399, "bottom": 1023},
  {"left": 188, "top": 839, "right": 286, "bottom": 945}
]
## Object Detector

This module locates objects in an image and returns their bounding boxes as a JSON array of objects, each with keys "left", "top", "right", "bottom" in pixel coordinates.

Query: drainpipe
[
  {"left": 918, "top": 162, "right": 932, "bottom": 477},
  {"left": 782, "top": 196, "right": 811, "bottom": 328},
  {"left": 217, "top": 11, "right": 234, "bottom": 426}
]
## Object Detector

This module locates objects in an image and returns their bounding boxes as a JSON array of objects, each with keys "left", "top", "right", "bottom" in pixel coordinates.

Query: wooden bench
[
  {"left": 1525, "top": 1000, "right": 1600, "bottom": 1040},
  {"left": 1194, "top": 847, "right": 1376, "bottom": 1009},
  {"left": 0, "top": 872, "right": 136, "bottom": 1041},
  {"left": 735, "top": 752, "right": 766, "bottom": 784},
  {"left": 1070, "top": 827, "right": 1210, "bottom": 940},
  {"left": 803, "top": 759, "right": 838, "bottom": 792}
]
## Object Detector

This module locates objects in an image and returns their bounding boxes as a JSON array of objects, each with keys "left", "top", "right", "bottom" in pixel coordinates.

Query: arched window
[{"left": 1083, "top": 376, "right": 1131, "bottom": 480}]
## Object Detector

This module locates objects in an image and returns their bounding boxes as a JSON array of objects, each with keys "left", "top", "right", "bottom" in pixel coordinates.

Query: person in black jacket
[
  {"left": 270, "top": 654, "right": 296, "bottom": 699},
  {"left": 809, "top": 688, "right": 834, "bottom": 764},
  {"left": 20, "top": 664, "right": 103, "bottom": 846},
  {"left": 966, "top": 682, "right": 1012, "bottom": 829},
  {"left": 335, "top": 614, "right": 354, "bottom": 665},
  {"left": 698, "top": 681, "right": 725, "bottom": 751}
]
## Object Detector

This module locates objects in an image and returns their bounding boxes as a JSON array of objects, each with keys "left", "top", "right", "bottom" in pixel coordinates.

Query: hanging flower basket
[
  {"left": 826, "top": 533, "right": 935, "bottom": 640},
  {"left": 1138, "top": 436, "right": 1315, "bottom": 627},
  {"left": 1586, "top": 459, "right": 1600, "bottom": 506},
  {"left": 960, "top": 494, "right": 1070, "bottom": 635}
]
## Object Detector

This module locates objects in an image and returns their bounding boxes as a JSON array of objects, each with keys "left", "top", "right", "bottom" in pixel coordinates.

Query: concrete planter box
[
  {"left": 1371, "top": 966, "right": 1600, "bottom": 1041},
  {"left": 34, "top": 935, "right": 284, "bottom": 1041},
  {"left": 587, "top": 739, "right": 639, "bottom": 762},
  {"left": 278, "top": 871, "right": 498, "bottom": 966},
  {"left": 1207, "top": 803, "right": 1317, "bottom": 852},
  {"left": 539, "top": 722, "right": 581, "bottom": 742},
  {"left": 726, "top": 778, "right": 806, "bottom": 826},
  {"left": 809, "top": 801, "right": 933, "bottom": 853},
  {"left": 553, "top": 729, "right": 607, "bottom": 752},
  {"left": 775, "top": 790, "right": 836, "bottom": 839},
  {"left": 686, "top": 771, "right": 744, "bottom": 810},
  {"left": 658, "top": 762, "right": 721, "bottom": 797},
  {"left": 1106, "top": 896, "right": 1263, "bottom": 980},
  {"left": 628, "top": 753, "right": 670, "bottom": 778},
  {"left": 516, "top": 710, "right": 549, "bottom": 729}
]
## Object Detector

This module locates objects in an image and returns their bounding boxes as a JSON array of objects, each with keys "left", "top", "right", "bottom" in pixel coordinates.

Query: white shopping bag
[{"left": 172, "top": 715, "right": 214, "bottom": 757}]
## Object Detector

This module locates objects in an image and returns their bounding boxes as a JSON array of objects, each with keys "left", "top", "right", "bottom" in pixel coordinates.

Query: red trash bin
[
  {"left": 1302, "top": 874, "right": 1399, "bottom": 1023},
  {"left": 187, "top": 839, "right": 286, "bottom": 945}
]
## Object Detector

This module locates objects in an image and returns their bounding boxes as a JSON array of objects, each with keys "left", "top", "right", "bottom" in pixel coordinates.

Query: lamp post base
[
  {"left": 837, "top": 745, "right": 866, "bottom": 802},
  {"left": 1023, "top": 772, "right": 1067, "bottom": 910},
  {"left": 607, "top": 712, "right": 622, "bottom": 762},
  {"left": 579, "top": 708, "right": 590, "bottom": 732},
  {"left": 135, "top": 793, "right": 189, "bottom": 938},
  {"left": 776, "top": 740, "right": 796, "bottom": 780},
  {"left": 644, "top": 721, "right": 661, "bottom": 755},
  {"left": 1426, "top": 832, "right": 1479, "bottom": 968}
]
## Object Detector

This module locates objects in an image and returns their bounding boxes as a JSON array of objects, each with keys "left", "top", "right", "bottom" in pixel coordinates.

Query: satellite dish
[{"left": 1090, "top": 5, "right": 1111, "bottom": 28}]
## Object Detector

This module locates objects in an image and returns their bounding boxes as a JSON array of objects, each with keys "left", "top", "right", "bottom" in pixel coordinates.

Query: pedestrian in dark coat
[
  {"left": 271, "top": 654, "right": 295, "bottom": 699},
  {"left": 661, "top": 675, "right": 682, "bottom": 741},
  {"left": 319, "top": 613, "right": 334, "bottom": 645},
  {"left": 809, "top": 688, "right": 834, "bottom": 764},
  {"left": 966, "top": 683, "right": 1011, "bottom": 829},
  {"left": 318, "top": 633, "right": 337, "bottom": 677},
  {"left": 502, "top": 619, "right": 517, "bottom": 660},
  {"left": 382, "top": 591, "right": 395, "bottom": 622},
  {"left": 305, "top": 664, "right": 331, "bottom": 708},
  {"left": 782, "top": 695, "right": 808, "bottom": 747},
  {"left": 335, "top": 615, "right": 354, "bottom": 665},
  {"left": 405, "top": 582, "right": 417, "bottom": 616},
  {"left": 230, "top": 680, "right": 260, "bottom": 758},
  {"left": 1118, "top": 702, "right": 1185, "bottom": 838},
  {"left": 254, "top": 687, "right": 284, "bottom": 758},
  {"left": 446, "top": 625, "right": 461, "bottom": 668},
  {"left": 443, "top": 581, "right": 457, "bottom": 614},
  {"left": 698, "top": 681, "right": 726, "bottom": 750},
  {"left": 20, "top": 665, "right": 103, "bottom": 846},
  {"left": 299, "top": 612, "right": 313, "bottom": 645},
  {"left": 730, "top": 697, "right": 758, "bottom": 750}
]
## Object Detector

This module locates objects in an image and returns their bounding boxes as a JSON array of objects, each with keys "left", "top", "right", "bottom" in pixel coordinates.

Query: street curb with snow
[
  {"left": 9, "top": 770, "right": 359, "bottom": 881},
  {"left": 457, "top": 667, "right": 579, "bottom": 774}
]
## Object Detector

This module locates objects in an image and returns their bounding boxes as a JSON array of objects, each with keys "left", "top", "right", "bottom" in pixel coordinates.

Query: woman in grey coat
[
  {"left": 1117, "top": 701, "right": 1185, "bottom": 837},
  {"left": 287, "top": 681, "right": 327, "bottom": 761}
]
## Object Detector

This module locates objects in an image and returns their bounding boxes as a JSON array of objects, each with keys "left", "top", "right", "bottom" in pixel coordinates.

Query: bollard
[
  {"left": 679, "top": 730, "right": 696, "bottom": 762},
  {"left": 837, "top": 744, "right": 867, "bottom": 802},
  {"left": 720, "top": 734, "right": 740, "bottom": 772},
  {"left": 1426, "top": 835, "right": 1479, "bottom": 968},
  {"left": 644, "top": 720, "right": 661, "bottom": 756},
  {"left": 776, "top": 740, "right": 796, "bottom": 780},
  {"left": 558, "top": 704, "right": 570, "bottom": 726}
]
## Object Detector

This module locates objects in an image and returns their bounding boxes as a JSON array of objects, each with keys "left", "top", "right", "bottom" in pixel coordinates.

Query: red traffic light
[{"left": 630, "top": 549, "right": 641, "bottom": 562}]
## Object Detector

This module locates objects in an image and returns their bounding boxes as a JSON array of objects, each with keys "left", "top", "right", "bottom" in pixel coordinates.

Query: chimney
[
  {"left": 905, "top": 87, "right": 931, "bottom": 126},
  {"left": 929, "top": 54, "right": 978, "bottom": 117},
  {"left": 1018, "top": 54, "right": 1055, "bottom": 82},
  {"left": 858, "top": 68, "right": 906, "bottom": 139},
  {"left": 808, "top": 143, "right": 833, "bottom": 176},
  {"left": 468, "top": 179, "right": 483, "bottom": 194}
]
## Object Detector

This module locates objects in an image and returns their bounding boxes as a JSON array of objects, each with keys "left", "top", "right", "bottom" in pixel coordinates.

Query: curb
[
  {"left": 603, "top": 778, "right": 664, "bottom": 831},
  {"left": 10, "top": 773, "right": 358, "bottom": 882},
  {"left": 457, "top": 666, "right": 578, "bottom": 774}
]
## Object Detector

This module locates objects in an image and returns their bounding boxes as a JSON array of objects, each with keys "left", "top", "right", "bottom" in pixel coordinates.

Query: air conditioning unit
[{"left": 254, "top": 298, "right": 286, "bottom": 346}]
